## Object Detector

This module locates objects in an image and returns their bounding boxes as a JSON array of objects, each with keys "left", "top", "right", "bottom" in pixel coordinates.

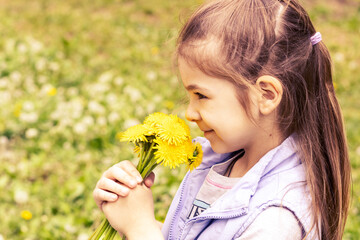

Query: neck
[{"left": 229, "top": 130, "right": 285, "bottom": 178}]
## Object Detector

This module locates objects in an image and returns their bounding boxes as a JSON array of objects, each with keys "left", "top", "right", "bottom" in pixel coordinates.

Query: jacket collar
[{"left": 196, "top": 135, "right": 300, "bottom": 216}]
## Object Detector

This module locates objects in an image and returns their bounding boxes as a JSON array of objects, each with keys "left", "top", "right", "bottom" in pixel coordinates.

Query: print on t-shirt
[{"left": 187, "top": 199, "right": 210, "bottom": 218}]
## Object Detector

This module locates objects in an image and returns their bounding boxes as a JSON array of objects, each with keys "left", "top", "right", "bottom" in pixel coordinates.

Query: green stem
[
  {"left": 141, "top": 141, "right": 156, "bottom": 171},
  {"left": 140, "top": 155, "right": 159, "bottom": 179},
  {"left": 136, "top": 142, "right": 146, "bottom": 173},
  {"left": 88, "top": 218, "right": 108, "bottom": 240}
]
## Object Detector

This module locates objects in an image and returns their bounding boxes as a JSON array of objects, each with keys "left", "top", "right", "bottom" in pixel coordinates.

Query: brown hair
[{"left": 176, "top": 0, "right": 351, "bottom": 239}]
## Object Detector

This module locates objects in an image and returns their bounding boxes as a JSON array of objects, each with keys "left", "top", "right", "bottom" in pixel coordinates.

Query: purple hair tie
[{"left": 310, "top": 32, "right": 322, "bottom": 45}]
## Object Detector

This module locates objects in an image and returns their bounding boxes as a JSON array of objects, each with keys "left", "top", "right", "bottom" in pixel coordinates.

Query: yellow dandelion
[
  {"left": 47, "top": 87, "right": 57, "bottom": 96},
  {"left": 188, "top": 142, "right": 203, "bottom": 171},
  {"left": 333, "top": 82, "right": 338, "bottom": 91},
  {"left": 118, "top": 124, "right": 150, "bottom": 143},
  {"left": 157, "top": 115, "right": 190, "bottom": 146},
  {"left": 21, "top": 210, "right": 32, "bottom": 220},
  {"left": 143, "top": 112, "right": 169, "bottom": 128},
  {"left": 179, "top": 118, "right": 191, "bottom": 138},
  {"left": 13, "top": 103, "right": 22, "bottom": 117},
  {"left": 164, "top": 100, "right": 175, "bottom": 110},
  {"left": 154, "top": 139, "right": 188, "bottom": 169},
  {"left": 151, "top": 46, "right": 159, "bottom": 55}
]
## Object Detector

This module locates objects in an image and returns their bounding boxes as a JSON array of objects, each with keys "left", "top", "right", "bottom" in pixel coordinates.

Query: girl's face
[{"left": 179, "top": 58, "right": 260, "bottom": 154}]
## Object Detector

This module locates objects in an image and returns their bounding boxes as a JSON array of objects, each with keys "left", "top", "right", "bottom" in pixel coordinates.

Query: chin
[{"left": 209, "top": 142, "right": 232, "bottom": 154}]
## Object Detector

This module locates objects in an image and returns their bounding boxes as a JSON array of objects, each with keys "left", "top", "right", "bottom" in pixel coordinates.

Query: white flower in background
[
  {"left": 146, "top": 103, "right": 156, "bottom": 113},
  {"left": 124, "top": 85, "right": 142, "bottom": 102},
  {"left": 19, "top": 112, "right": 38, "bottom": 123},
  {"left": 51, "top": 100, "right": 84, "bottom": 121},
  {"left": 73, "top": 122, "right": 87, "bottom": 135},
  {"left": 37, "top": 75, "right": 47, "bottom": 84},
  {"left": 98, "top": 71, "right": 113, "bottom": 83},
  {"left": 108, "top": 112, "right": 120, "bottom": 123},
  {"left": 0, "top": 78, "right": 8, "bottom": 88},
  {"left": 114, "top": 76, "right": 124, "bottom": 86},
  {"left": 67, "top": 87, "right": 79, "bottom": 97},
  {"left": 40, "top": 215, "right": 49, "bottom": 222},
  {"left": 356, "top": 146, "right": 360, "bottom": 156},
  {"left": 0, "top": 136, "right": 8, "bottom": 147},
  {"left": 0, "top": 233, "right": 4, "bottom": 240},
  {"left": 88, "top": 101, "right": 105, "bottom": 115},
  {"left": 77, "top": 233, "right": 89, "bottom": 240},
  {"left": 27, "top": 37, "right": 43, "bottom": 53},
  {"left": 135, "top": 105, "right": 145, "bottom": 116},
  {"left": 0, "top": 92, "right": 11, "bottom": 106},
  {"left": 49, "top": 62, "right": 60, "bottom": 71},
  {"left": 65, "top": 224, "right": 76, "bottom": 233},
  {"left": 40, "top": 141, "right": 51, "bottom": 151},
  {"left": 36, "top": 58, "right": 47, "bottom": 71},
  {"left": 153, "top": 94, "right": 163, "bottom": 103},
  {"left": 24, "top": 77, "right": 37, "bottom": 93},
  {"left": 105, "top": 93, "right": 117, "bottom": 104},
  {"left": 23, "top": 101, "right": 35, "bottom": 112},
  {"left": 170, "top": 76, "right": 179, "bottom": 86},
  {"left": 146, "top": 71, "right": 157, "bottom": 81},
  {"left": 97, "top": 116, "right": 107, "bottom": 126},
  {"left": 88, "top": 82, "right": 110, "bottom": 95},
  {"left": 82, "top": 115, "right": 94, "bottom": 126},
  {"left": 14, "top": 189, "right": 29, "bottom": 204},
  {"left": 349, "top": 61, "right": 357, "bottom": 70},
  {"left": 17, "top": 43, "right": 27, "bottom": 53},
  {"left": 334, "top": 52, "right": 345, "bottom": 63},
  {"left": 63, "top": 142, "right": 72, "bottom": 150},
  {"left": 123, "top": 119, "right": 141, "bottom": 129},
  {"left": 71, "top": 100, "right": 84, "bottom": 119},
  {"left": 25, "top": 128, "right": 38, "bottom": 139},
  {"left": 10, "top": 71, "right": 22, "bottom": 84}
]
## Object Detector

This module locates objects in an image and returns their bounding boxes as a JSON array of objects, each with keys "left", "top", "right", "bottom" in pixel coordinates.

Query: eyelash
[{"left": 195, "top": 92, "right": 207, "bottom": 99}]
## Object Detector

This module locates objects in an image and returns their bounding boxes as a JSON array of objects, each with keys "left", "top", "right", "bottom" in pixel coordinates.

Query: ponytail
[{"left": 296, "top": 40, "right": 351, "bottom": 240}]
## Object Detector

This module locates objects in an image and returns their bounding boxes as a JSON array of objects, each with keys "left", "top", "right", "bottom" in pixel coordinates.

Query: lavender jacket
[{"left": 161, "top": 136, "right": 316, "bottom": 240}]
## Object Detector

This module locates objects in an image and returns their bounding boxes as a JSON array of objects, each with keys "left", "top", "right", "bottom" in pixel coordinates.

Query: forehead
[{"left": 178, "top": 57, "right": 235, "bottom": 93}]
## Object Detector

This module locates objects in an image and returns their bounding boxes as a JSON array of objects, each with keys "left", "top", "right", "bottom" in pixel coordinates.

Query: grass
[{"left": 0, "top": 0, "right": 359, "bottom": 239}]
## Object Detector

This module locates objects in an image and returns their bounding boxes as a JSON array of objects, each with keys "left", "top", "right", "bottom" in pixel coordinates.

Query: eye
[{"left": 195, "top": 92, "right": 207, "bottom": 99}]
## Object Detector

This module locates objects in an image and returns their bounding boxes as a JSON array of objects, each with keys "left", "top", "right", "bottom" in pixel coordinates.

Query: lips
[{"left": 203, "top": 130, "right": 214, "bottom": 137}]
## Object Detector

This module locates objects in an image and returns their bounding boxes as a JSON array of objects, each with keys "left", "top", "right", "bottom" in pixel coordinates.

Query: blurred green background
[{"left": 0, "top": 0, "right": 359, "bottom": 239}]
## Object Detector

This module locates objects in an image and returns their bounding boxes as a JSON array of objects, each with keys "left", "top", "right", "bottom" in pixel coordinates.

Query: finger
[
  {"left": 98, "top": 177, "right": 131, "bottom": 197},
  {"left": 93, "top": 188, "right": 118, "bottom": 209},
  {"left": 104, "top": 166, "right": 138, "bottom": 188},
  {"left": 117, "top": 161, "right": 143, "bottom": 183},
  {"left": 144, "top": 172, "right": 155, "bottom": 188}
]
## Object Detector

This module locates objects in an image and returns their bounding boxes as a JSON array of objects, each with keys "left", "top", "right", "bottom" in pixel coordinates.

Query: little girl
[{"left": 92, "top": 0, "right": 351, "bottom": 239}]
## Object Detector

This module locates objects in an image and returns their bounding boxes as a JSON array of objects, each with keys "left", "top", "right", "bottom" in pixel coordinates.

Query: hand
[
  {"left": 93, "top": 160, "right": 155, "bottom": 210},
  {"left": 102, "top": 184, "right": 164, "bottom": 240}
]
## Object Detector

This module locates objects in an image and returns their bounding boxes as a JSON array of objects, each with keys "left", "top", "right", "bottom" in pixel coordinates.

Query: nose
[{"left": 185, "top": 102, "right": 201, "bottom": 122}]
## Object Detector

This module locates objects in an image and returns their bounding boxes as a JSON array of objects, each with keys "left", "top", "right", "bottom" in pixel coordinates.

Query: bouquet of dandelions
[{"left": 89, "top": 112, "right": 203, "bottom": 240}]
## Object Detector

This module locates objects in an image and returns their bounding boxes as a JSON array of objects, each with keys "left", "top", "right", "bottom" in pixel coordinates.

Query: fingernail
[
  {"left": 111, "top": 195, "right": 117, "bottom": 201},
  {"left": 136, "top": 176, "right": 143, "bottom": 183},
  {"left": 130, "top": 180, "right": 137, "bottom": 186}
]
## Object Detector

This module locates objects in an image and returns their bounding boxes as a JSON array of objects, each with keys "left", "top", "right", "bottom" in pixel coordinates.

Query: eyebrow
[{"left": 185, "top": 84, "right": 207, "bottom": 91}]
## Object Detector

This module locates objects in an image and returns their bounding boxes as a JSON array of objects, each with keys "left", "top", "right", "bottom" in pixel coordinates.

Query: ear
[{"left": 255, "top": 75, "right": 283, "bottom": 115}]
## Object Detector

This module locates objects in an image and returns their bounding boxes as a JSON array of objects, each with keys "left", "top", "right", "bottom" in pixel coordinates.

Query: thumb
[{"left": 144, "top": 172, "right": 155, "bottom": 188}]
